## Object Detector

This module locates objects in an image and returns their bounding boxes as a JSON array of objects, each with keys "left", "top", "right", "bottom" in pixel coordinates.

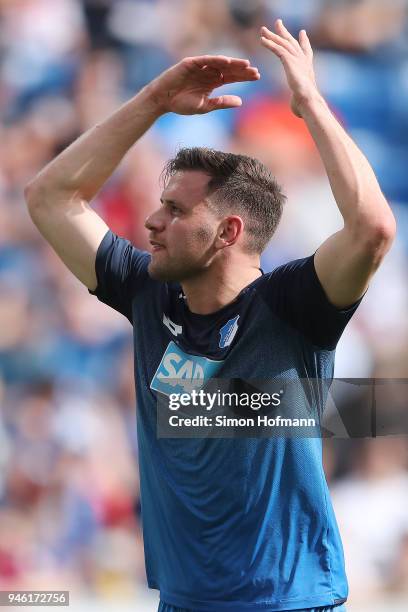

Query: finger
[
  {"left": 200, "top": 65, "right": 260, "bottom": 85},
  {"left": 299, "top": 29, "right": 313, "bottom": 57},
  {"left": 190, "top": 55, "right": 250, "bottom": 69},
  {"left": 275, "top": 19, "right": 300, "bottom": 49},
  {"left": 206, "top": 95, "right": 242, "bottom": 112},
  {"left": 260, "top": 26, "right": 297, "bottom": 55},
  {"left": 260, "top": 36, "right": 286, "bottom": 59},
  {"left": 221, "top": 71, "right": 261, "bottom": 84},
  {"left": 220, "top": 66, "right": 261, "bottom": 82}
]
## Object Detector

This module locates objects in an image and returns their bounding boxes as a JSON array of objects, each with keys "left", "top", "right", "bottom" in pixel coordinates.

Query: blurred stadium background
[{"left": 0, "top": 1, "right": 408, "bottom": 610}]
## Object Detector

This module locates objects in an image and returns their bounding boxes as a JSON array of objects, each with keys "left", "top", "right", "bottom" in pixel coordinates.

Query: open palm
[
  {"left": 149, "top": 55, "right": 260, "bottom": 115},
  {"left": 260, "top": 20, "right": 318, "bottom": 118}
]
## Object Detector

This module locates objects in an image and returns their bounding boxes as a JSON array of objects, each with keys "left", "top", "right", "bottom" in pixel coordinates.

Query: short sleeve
[
  {"left": 261, "top": 254, "right": 362, "bottom": 350},
  {"left": 88, "top": 229, "right": 150, "bottom": 323}
]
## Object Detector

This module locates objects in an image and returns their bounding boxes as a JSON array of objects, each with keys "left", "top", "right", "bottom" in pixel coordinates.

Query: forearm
[
  {"left": 26, "top": 53, "right": 260, "bottom": 207},
  {"left": 27, "top": 85, "right": 163, "bottom": 205},
  {"left": 298, "top": 93, "right": 395, "bottom": 235},
  {"left": 261, "top": 19, "right": 395, "bottom": 307}
]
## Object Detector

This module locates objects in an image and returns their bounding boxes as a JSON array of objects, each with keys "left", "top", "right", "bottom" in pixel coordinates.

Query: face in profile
[{"left": 145, "top": 170, "right": 220, "bottom": 282}]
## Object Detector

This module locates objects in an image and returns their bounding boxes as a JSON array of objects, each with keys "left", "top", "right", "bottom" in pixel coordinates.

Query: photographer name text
[{"left": 168, "top": 415, "right": 316, "bottom": 428}]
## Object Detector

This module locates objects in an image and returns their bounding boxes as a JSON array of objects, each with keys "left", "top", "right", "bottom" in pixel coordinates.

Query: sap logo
[
  {"left": 163, "top": 313, "right": 182, "bottom": 337},
  {"left": 219, "top": 315, "right": 240, "bottom": 348},
  {"left": 150, "top": 341, "right": 222, "bottom": 396}
]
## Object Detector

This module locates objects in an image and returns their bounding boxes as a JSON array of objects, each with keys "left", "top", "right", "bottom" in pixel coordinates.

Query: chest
[{"left": 132, "top": 288, "right": 308, "bottom": 397}]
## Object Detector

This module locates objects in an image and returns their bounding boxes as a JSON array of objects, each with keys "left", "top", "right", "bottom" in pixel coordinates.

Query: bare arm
[
  {"left": 25, "top": 88, "right": 161, "bottom": 291},
  {"left": 25, "top": 56, "right": 260, "bottom": 291},
  {"left": 260, "top": 20, "right": 396, "bottom": 308}
]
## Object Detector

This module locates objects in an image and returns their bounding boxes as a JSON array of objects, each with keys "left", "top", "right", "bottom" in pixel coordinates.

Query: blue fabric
[
  {"left": 158, "top": 602, "right": 347, "bottom": 612},
  {"left": 89, "top": 230, "right": 361, "bottom": 611}
]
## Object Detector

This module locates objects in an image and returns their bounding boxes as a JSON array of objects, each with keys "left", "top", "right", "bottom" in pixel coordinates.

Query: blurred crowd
[{"left": 1, "top": 0, "right": 408, "bottom": 608}]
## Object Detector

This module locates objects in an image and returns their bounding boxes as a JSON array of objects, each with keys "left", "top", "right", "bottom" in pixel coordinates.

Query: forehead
[{"left": 162, "top": 170, "right": 210, "bottom": 206}]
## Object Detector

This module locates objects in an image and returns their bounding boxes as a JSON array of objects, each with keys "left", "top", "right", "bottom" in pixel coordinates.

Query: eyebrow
[{"left": 160, "top": 197, "right": 183, "bottom": 207}]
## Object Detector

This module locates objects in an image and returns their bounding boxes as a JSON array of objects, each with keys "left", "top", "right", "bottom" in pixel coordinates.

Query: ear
[{"left": 215, "top": 216, "right": 244, "bottom": 249}]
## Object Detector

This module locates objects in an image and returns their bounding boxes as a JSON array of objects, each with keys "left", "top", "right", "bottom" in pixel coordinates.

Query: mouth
[{"left": 149, "top": 240, "right": 166, "bottom": 252}]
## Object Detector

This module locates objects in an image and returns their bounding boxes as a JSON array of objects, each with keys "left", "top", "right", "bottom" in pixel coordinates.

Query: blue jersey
[{"left": 90, "top": 230, "right": 360, "bottom": 612}]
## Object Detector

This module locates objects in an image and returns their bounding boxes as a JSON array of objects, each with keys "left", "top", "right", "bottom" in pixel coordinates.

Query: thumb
[{"left": 205, "top": 95, "right": 242, "bottom": 112}]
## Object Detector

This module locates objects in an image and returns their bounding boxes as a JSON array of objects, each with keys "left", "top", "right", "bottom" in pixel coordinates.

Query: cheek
[
  {"left": 194, "top": 225, "right": 214, "bottom": 244},
  {"left": 167, "top": 219, "right": 215, "bottom": 254}
]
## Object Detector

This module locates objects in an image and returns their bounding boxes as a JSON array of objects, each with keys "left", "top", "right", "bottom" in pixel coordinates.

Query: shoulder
[
  {"left": 258, "top": 254, "right": 317, "bottom": 301},
  {"left": 257, "top": 254, "right": 361, "bottom": 350},
  {"left": 88, "top": 229, "right": 154, "bottom": 322},
  {"left": 95, "top": 230, "right": 151, "bottom": 277}
]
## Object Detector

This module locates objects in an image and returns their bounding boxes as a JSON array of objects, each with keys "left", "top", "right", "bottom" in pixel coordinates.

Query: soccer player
[{"left": 25, "top": 20, "right": 395, "bottom": 612}]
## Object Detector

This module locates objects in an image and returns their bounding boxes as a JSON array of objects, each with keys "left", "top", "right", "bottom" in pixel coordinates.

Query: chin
[
  {"left": 148, "top": 260, "right": 179, "bottom": 282},
  {"left": 148, "top": 260, "right": 198, "bottom": 282}
]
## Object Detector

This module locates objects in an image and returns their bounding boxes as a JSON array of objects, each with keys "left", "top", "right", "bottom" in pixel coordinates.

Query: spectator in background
[{"left": 331, "top": 438, "right": 408, "bottom": 602}]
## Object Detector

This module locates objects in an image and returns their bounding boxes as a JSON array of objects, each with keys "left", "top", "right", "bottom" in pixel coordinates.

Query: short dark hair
[{"left": 161, "top": 147, "right": 286, "bottom": 254}]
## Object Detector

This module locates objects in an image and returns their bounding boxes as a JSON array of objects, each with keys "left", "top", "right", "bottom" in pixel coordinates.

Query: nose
[{"left": 145, "top": 208, "right": 165, "bottom": 233}]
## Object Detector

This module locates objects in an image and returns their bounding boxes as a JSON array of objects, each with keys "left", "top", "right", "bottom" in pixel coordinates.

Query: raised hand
[
  {"left": 147, "top": 55, "right": 260, "bottom": 116},
  {"left": 260, "top": 20, "right": 319, "bottom": 118}
]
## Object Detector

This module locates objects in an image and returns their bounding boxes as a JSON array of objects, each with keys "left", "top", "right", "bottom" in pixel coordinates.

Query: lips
[{"left": 149, "top": 239, "right": 165, "bottom": 252}]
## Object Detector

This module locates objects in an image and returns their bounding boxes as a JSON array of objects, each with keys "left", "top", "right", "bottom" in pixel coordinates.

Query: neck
[{"left": 181, "top": 256, "right": 262, "bottom": 315}]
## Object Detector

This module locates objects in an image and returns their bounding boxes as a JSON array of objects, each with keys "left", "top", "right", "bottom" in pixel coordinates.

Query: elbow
[
  {"left": 25, "top": 174, "right": 59, "bottom": 220},
  {"left": 359, "top": 210, "right": 397, "bottom": 263},
  {"left": 24, "top": 176, "right": 57, "bottom": 229},
  {"left": 370, "top": 213, "right": 396, "bottom": 250},
  {"left": 24, "top": 177, "right": 46, "bottom": 213},
  {"left": 24, "top": 180, "right": 41, "bottom": 225}
]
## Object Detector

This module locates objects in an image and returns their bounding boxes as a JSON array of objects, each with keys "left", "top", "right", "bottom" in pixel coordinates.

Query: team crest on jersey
[
  {"left": 150, "top": 341, "right": 223, "bottom": 396},
  {"left": 219, "top": 315, "right": 240, "bottom": 348},
  {"left": 163, "top": 313, "right": 183, "bottom": 337}
]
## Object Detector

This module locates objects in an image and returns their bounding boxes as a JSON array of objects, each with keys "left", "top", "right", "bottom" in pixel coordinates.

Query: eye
[{"left": 160, "top": 199, "right": 182, "bottom": 215}]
